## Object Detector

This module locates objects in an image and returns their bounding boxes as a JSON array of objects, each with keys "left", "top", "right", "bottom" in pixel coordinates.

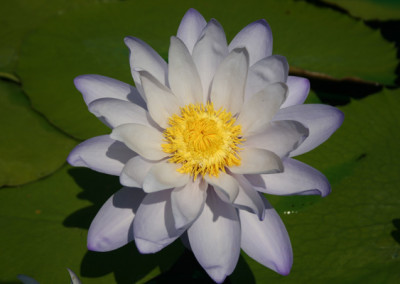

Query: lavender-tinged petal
[
  {"left": 120, "top": 156, "right": 156, "bottom": 188},
  {"left": 169, "top": 37, "right": 203, "bottom": 105},
  {"left": 171, "top": 179, "right": 207, "bottom": 229},
  {"left": 210, "top": 48, "right": 249, "bottom": 115},
  {"left": 67, "top": 135, "right": 135, "bottom": 176},
  {"left": 231, "top": 174, "right": 265, "bottom": 220},
  {"left": 110, "top": 124, "right": 166, "bottom": 161},
  {"left": 244, "top": 120, "right": 309, "bottom": 158},
  {"left": 204, "top": 172, "right": 239, "bottom": 203},
  {"left": 192, "top": 19, "right": 228, "bottom": 101},
  {"left": 88, "top": 98, "right": 151, "bottom": 129},
  {"left": 143, "top": 161, "right": 190, "bottom": 193},
  {"left": 74, "top": 75, "right": 145, "bottom": 109},
  {"left": 230, "top": 148, "right": 283, "bottom": 175},
  {"left": 134, "top": 189, "right": 184, "bottom": 253},
  {"left": 237, "top": 82, "right": 287, "bottom": 136},
  {"left": 124, "top": 36, "right": 168, "bottom": 97},
  {"left": 188, "top": 189, "right": 241, "bottom": 283},
  {"left": 229, "top": 19, "right": 273, "bottom": 66},
  {"left": 240, "top": 195, "right": 293, "bottom": 275},
  {"left": 245, "top": 55, "right": 289, "bottom": 100},
  {"left": 87, "top": 187, "right": 145, "bottom": 252},
  {"left": 274, "top": 104, "right": 344, "bottom": 156},
  {"left": 139, "top": 71, "right": 182, "bottom": 129},
  {"left": 177, "top": 8, "right": 207, "bottom": 54},
  {"left": 247, "top": 158, "right": 331, "bottom": 197},
  {"left": 281, "top": 76, "right": 310, "bottom": 108}
]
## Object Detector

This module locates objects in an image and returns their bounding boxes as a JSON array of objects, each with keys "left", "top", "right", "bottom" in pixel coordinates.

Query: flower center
[{"left": 162, "top": 103, "right": 244, "bottom": 179}]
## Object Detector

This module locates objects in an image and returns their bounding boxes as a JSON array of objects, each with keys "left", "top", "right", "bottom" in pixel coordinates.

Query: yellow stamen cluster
[{"left": 162, "top": 103, "right": 244, "bottom": 179}]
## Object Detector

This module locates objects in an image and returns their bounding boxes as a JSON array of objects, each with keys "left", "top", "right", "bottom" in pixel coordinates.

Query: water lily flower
[{"left": 68, "top": 8, "right": 343, "bottom": 283}]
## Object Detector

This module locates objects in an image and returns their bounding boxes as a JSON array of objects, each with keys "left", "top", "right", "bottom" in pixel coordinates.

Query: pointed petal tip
[
  {"left": 206, "top": 266, "right": 229, "bottom": 283},
  {"left": 135, "top": 237, "right": 164, "bottom": 254}
]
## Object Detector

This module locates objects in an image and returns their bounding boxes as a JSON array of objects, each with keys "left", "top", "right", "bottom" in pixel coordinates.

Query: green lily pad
[
  {"left": 0, "top": 80, "right": 76, "bottom": 187},
  {"left": 0, "top": 165, "right": 184, "bottom": 283},
  {"left": 17, "top": 0, "right": 397, "bottom": 140},
  {"left": 231, "top": 89, "right": 400, "bottom": 282},
  {"left": 0, "top": 0, "right": 119, "bottom": 75},
  {"left": 321, "top": 0, "right": 400, "bottom": 21}
]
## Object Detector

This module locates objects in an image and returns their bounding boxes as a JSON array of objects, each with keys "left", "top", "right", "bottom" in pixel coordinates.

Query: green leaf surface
[
  {"left": 16, "top": 0, "right": 397, "bottom": 140},
  {"left": 321, "top": 0, "right": 400, "bottom": 20},
  {"left": 0, "top": 165, "right": 184, "bottom": 283},
  {"left": 231, "top": 89, "right": 400, "bottom": 283},
  {"left": 0, "top": 0, "right": 119, "bottom": 74},
  {"left": 0, "top": 80, "right": 76, "bottom": 187}
]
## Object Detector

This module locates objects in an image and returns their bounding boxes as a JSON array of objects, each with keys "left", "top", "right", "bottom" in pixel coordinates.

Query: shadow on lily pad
[{"left": 391, "top": 218, "right": 400, "bottom": 244}]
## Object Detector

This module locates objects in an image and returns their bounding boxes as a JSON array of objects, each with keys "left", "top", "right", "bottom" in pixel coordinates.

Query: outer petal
[
  {"left": 120, "top": 156, "right": 156, "bottom": 188},
  {"left": 210, "top": 48, "right": 249, "bottom": 115},
  {"left": 192, "top": 19, "right": 228, "bottom": 100},
  {"left": 74, "top": 74, "right": 145, "bottom": 109},
  {"left": 124, "top": 36, "right": 168, "bottom": 96},
  {"left": 232, "top": 174, "right": 265, "bottom": 220},
  {"left": 88, "top": 98, "right": 151, "bottom": 128},
  {"left": 237, "top": 82, "right": 287, "bottom": 136},
  {"left": 230, "top": 148, "right": 283, "bottom": 175},
  {"left": 240, "top": 195, "right": 293, "bottom": 275},
  {"left": 244, "top": 120, "right": 309, "bottom": 158},
  {"left": 274, "top": 104, "right": 344, "bottom": 156},
  {"left": 229, "top": 19, "right": 273, "bottom": 66},
  {"left": 134, "top": 189, "right": 184, "bottom": 253},
  {"left": 139, "top": 71, "right": 182, "bottom": 129},
  {"left": 281, "top": 76, "right": 310, "bottom": 108},
  {"left": 67, "top": 135, "right": 135, "bottom": 176},
  {"left": 110, "top": 123, "right": 166, "bottom": 161},
  {"left": 143, "top": 161, "right": 190, "bottom": 193},
  {"left": 245, "top": 55, "right": 289, "bottom": 99},
  {"left": 177, "top": 8, "right": 207, "bottom": 54},
  {"left": 204, "top": 172, "right": 239, "bottom": 203},
  {"left": 171, "top": 178, "right": 207, "bottom": 229},
  {"left": 168, "top": 37, "right": 203, "bottom": 105},
  {"left": 87, "top": 187, "right": 145, "bottom": 251},
  {"left": 246, "top": 158, "right": 331, "bottom": 197},
  {"left": 188, "top": 189, "right": 241, "bottom": 283}
]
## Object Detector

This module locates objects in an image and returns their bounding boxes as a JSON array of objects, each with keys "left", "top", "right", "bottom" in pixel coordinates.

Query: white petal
[
  {"left": 168, "top": 37, "right": 203, "bottom": 105},
  {"left": 120, "top": 156, "right": 156, "bottom": 188},
  {"left": 67, "top": 135, "right": 135, "bottom": 176},
  {"left": 139, "top": 71, "right": 182, "bottom": 129},
  {"left": 231, "top": 174, "right": 265, "bottom": 220},
  {"left": 244, "top": 120, "right": 309, "bottom": 158},
  {"left": 229, "top": 19, "right": 273, "bottom": 66},
  {"left": 74, "top": 74, "right": 145, "bottom": 108},
  {"left": 240, "top": 196, "right": 293, "bottom": 275},
  {"left": 210, "top": 48, "right": 249, "bottom": 115},
  {"left": 134, "top": 189, "right": 184, "bottom": 253},
  {"left": 177, "top": 8, "right": 207, "bottom": 54},
  {"left": 192, "top": 19, "right": 228, "bottom": 101},
  {"left": 143, "top": 161, "right": 190, "bottom": 193},
  {"left": 281, "top": 76, "right": 310, "bottom": 108},
  {"left": 171, "top": 179, "right": 207, "bottom": 229},
  {"left": 88, "top": 98, "right": 151, "bottom": 128},
  {"left": 245, "top": 55, "right": 289, "bottom": 99},
  {"left": 246, "top": 158, "right": 331, "bottom": 197},
  {"left": 204, "top": 172, "right": 239, "bottom": 203},
  {"left": 124, "top": 36, "right": 168, "bottom": 96},
  {"left": 274, "top": 104, "right": 344, "bottom": 156},
  {"left": 230, "top": 148, "right": 283, "bottom": 175},
  {"left": 188, "top": 189, "right": 240, "bottom": 283},
  {"left": 237, "top": 82, "right": 287, "bottom": 136},
  {"left": 87, "top": 187, "right": 145, "bottom": 252},
  {"left": 110, "top": 124, "right": 166, "bottom": 160}
]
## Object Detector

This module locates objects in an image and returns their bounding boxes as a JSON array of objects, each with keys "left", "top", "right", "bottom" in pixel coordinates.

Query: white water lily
[{"left": 68, "top": 8, "right": 343, "bottom": 283}]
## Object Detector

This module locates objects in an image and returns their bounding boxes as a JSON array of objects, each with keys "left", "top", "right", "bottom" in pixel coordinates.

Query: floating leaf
[
  {"left": 16, "top": 0, "right": 397, "bottom": 140},
  {"left": 0, "top": 80, "right": 76, "bottom": 186},
  {"left": 321, "top": 0, "right": 400, "bottom": 21}
]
